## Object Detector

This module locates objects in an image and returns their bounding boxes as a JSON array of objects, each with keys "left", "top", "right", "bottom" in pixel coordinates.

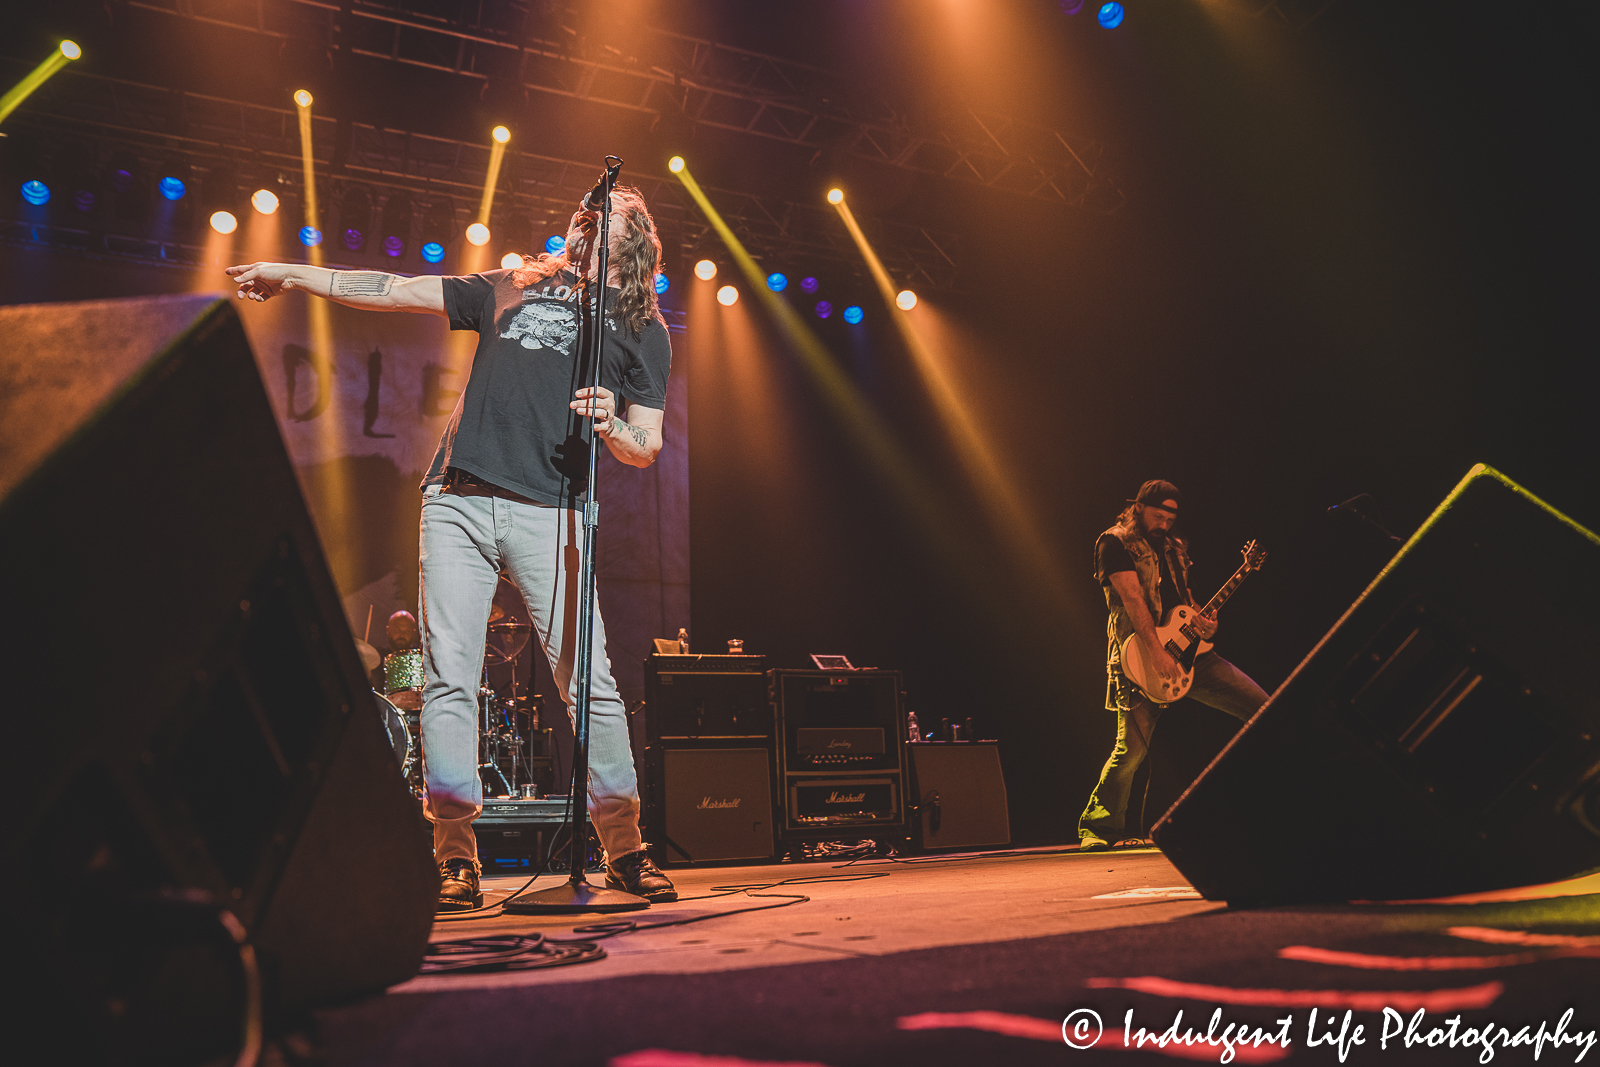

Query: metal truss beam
[
  {"left": 6, "top": 67, "right": 970, "bottom": 291},
  {"left": 121, "top": 0, "right": 1124, "bottom": 214}
]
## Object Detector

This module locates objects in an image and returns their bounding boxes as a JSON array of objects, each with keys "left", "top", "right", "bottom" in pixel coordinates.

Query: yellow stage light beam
[
  {"left": 831, "top": 196, "right": 1077, "bottom": 610},
  {"left": 451, "top": 128, "right": 509, "bottom": 274},
  {"left": 1, "top": 41, "right": 81, "bottom": 127},
  {"left": 294, "top": 90, "right": 322, "bottom": 267},
  {"left": 293, "top": 89, "right": 347, "bottom": 534},
  {"left": 672, "top": 162, "right": 981, "bottom": 595},
  {"left": 476, "top": 131, "right": 508, "bottom": 230}
]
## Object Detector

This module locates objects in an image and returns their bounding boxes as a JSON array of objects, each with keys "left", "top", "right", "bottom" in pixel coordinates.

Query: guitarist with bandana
[{"left": 1077, "top": 480, "right": 1270, "bottom": 851}]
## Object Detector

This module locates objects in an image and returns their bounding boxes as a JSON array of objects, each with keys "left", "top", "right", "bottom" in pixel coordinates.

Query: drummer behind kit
[{"left": 360, "top": 597, "right": 553, "bottom": 800}]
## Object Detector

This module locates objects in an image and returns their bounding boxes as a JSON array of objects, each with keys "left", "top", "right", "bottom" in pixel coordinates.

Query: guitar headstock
[{"left": 1240, "top": 539, "right": 1268, "bottom": 572}]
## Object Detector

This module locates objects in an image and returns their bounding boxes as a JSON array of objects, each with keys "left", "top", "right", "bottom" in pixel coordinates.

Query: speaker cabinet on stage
[
  {"left": 772, "top": 670, "right": 908, "bottom": 851},
  {"left": 641, "top": 654, "right": 777, "bottom": 863},
  {"left": 1152, "top": 465, "right": 1600, "bottom": 905},
  {"left": 644, "top": 653, "right": 771, "bottom": 741},
  {"left": 654, "top": 748, "right": 777, "bottom": 863},
  {"left": 906, "top": 742, "right": 1011, "bottom": 853},
  {"left": 1, "top": 295, "right": 437, "bottom": 1055}
]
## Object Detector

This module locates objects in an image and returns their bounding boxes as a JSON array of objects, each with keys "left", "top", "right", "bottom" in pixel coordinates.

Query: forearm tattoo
[
  {"left": 610, "top": 417, "right": 651, "bottom": 449},
  {"left": 330, "top": 271, "right": 395, "bottom": 297}
]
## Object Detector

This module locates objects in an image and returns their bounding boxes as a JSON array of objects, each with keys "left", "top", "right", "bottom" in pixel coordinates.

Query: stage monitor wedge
[
  {"left": 0, "top": 294, "right": 437, "bottom": 1052},
  {"left": 1152, "top": 464, "right": 1600, "bottom": 904}
]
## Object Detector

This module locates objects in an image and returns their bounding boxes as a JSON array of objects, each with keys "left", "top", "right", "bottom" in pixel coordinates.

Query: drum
[
  {"left": 384, "top": 648, "right": 424, "bottom": 712},
  {"left": 373, "top": 690, "right": 411, "bottom": 772},
  {"left": 384, "top": 648, "right": 425, "bottom": 693}
]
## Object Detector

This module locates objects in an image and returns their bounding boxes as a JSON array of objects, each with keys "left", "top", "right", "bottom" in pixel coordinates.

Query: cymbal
[
  {"left": 489, "top": 603, "right": 505, "bottom": 623},
  {"left": 354, "top": 638, "right": 381, "bottom": 673}
]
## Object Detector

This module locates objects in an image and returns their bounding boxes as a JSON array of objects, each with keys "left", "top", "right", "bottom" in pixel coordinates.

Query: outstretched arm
[
  {"left": 226, "top": 263, "right": 444, "bottom": 316},
  {"left": 571, "top": 387, "right": 664, "bottom": 468}
]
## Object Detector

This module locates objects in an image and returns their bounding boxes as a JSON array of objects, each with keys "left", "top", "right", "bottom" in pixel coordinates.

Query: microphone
[
  {"left": 1328, "top": 493, "right": 1401, "bottom": 542},
  {"left": 580, "top": 156, "right": 625, "bottom": 212}
]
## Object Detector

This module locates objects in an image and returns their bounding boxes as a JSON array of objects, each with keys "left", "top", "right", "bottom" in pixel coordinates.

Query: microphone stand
[{"left": 504, "top": 156, "right": 646, "bottom": 914}]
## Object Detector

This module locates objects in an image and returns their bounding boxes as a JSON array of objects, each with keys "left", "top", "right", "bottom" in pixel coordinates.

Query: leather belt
[{"left": 442, "top": 468, "right": 537, "bottom": 504}]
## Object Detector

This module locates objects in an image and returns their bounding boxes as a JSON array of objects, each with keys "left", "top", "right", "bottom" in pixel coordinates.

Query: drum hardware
[
  {"left": 354, "top": 637, "right": 381, "bottom": 674},
  {"left": 372, "top": 599, "right": 552, "bottom": 801},
  {"left": 373, "top": 690, "right": 425, "bottom": 795},
  {"left": 478, "top": 679, "right": 516, "bottom": 798},
  {"left": 485, "top": 619, "right": 532, "bottom": 665}
]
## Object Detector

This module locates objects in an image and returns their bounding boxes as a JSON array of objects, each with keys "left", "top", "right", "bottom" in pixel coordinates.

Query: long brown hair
[
  {"left": 1116, "top": 502, "right": 1182, "bottom": 543},
  {"left": 509, "top": 185, "right": 664, "bottom": 336}
]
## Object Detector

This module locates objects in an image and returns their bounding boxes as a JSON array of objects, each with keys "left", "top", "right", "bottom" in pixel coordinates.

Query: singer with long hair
[{"left": 225, "top": 185, "right": 679, "bottom": 910}]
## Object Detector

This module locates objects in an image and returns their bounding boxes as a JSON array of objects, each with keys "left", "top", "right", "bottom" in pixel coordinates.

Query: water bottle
[
  {"left": 906, "top": 710, "right": 920, "bottom": 743},
  {"left": 677, "top": 627, "right": 689, "bottom": 654}
]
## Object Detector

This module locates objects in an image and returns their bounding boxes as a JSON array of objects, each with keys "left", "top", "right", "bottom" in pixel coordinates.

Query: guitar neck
[{"left": 1199, "top": 564, "right": 1252, "bottom": 617}]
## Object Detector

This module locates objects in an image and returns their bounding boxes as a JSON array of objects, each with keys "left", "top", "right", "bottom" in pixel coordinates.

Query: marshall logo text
[
  {"left": 826, "top": 791, "right": 867, "bottom": 804},
  {"left": 697, "top": 797, "right": 742, "bottom": 809}
]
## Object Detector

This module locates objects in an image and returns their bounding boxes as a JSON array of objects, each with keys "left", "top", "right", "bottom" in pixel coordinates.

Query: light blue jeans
[{"left": 419, "top": 482, "right": 642, "bottom": 869}]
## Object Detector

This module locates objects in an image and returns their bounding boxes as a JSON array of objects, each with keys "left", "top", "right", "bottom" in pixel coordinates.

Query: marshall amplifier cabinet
[
  {"left": 788, "top": 778, "right": 900, "bottom": 825},
  {"left": 654, "top": 747, "right": 777, "bottom": 864},
  {"left": 642, "top": 655, "right": 778, "bottom": 864},
  {"left": 772, "top": 670, "right": 908, "bottom": 853},
  {"left": 644, "top": 654, "right": 771, "bottom": 741}
]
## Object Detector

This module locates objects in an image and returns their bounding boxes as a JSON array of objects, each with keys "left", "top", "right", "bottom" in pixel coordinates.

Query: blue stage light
[
  {"left": 545, "top": 234, "right": 566, "bottom": 254},
  {"left": 800, "top": 277, "right": 819, "bottom": 293},
  {"left": 421, "top": 241, "right": 446, "bottom": 263},
  {"left": 299, "top": 226, "right": 323, "bottom": 247},
  {"left": 815, "top": 301, "right": 833, "bottom": 319},
  {"left": 383, "top": 235, "right": 405, "bottom": 257},
  {"left": 1098, "top": 2, "right": 1125, "bottom": 28},
  {"left": 1059, "top": 0, "right": 1084, "bottom": 13},
  {"left": 74, "top": 190, "right": 95, "bottom": 212},
  {"left": 843, "top": 305, "right": 864, "bottom": 325},
  {"left": 766, "top": 272, "right": 788, "bottom": 292},
  {"left": 343, "top": 228, "right": 364, "bottom": 252},
  {"left": 158, "top": 176, "right": 186, "bottom": 201},
  {"left": 21, "top": 180, "right": 51, "bottom": 206},
  {"left": 655, "top": 272, "right": 670, "bottom": 295}
]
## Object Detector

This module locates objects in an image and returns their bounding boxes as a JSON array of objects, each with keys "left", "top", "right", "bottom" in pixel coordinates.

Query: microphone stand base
[{"left": 501, "top": 878, "right": 649, "bottom": 914}]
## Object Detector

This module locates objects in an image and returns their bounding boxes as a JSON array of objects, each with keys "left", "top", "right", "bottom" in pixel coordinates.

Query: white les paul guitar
[{"left": 1120, "top": 540, "right": 1267, "bottom": 703}]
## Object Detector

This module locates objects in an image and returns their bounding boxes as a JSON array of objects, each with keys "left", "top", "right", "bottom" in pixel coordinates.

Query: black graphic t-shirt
[
  {"left": 1096, "top": 534, "right": 1182, "bottom": 617},
  {"left": 424, "top": 268, "right": 671, "bottom": 507}
]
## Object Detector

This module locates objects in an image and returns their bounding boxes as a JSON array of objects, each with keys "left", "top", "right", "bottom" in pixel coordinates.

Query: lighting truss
[
  {"left": 4, "top": 67, "right": 969, "bottom": 291},
  {"left": 121, "top": 0, "right": 1123, "bottom": 213}
]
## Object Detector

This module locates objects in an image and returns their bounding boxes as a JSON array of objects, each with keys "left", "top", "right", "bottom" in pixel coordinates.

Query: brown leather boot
[
  {"left": 605, "top": 848, "right": 677, "bottom": 903},
  {"left": 438, "top": 858, "right": 482, "bottom": 911}
]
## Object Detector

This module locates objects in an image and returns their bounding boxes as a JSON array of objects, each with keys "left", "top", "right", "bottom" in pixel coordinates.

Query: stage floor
[{"left": 318, "top": 847, "right": 1600, "bottom": 1065}]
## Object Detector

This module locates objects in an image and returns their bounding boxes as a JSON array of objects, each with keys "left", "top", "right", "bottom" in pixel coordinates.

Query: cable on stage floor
[
  {"left": 423, "top": 872, "right": 894, "bottom": 975},
  {"left": 550, "top": 872, "right": 891, "bottom": 944},
  {"left": 420, "top": 933, "right": 606, "bottom": 973}
]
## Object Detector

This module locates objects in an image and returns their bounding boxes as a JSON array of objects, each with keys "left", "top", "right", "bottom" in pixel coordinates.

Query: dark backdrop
[{"left": 4, "top": 0, "right": 1590, "bottom": 845}]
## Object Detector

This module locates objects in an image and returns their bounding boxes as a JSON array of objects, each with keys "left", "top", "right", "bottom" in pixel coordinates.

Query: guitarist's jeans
[{"left": 1078, "top": 652, "right": 1267, "bottom": 844}]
